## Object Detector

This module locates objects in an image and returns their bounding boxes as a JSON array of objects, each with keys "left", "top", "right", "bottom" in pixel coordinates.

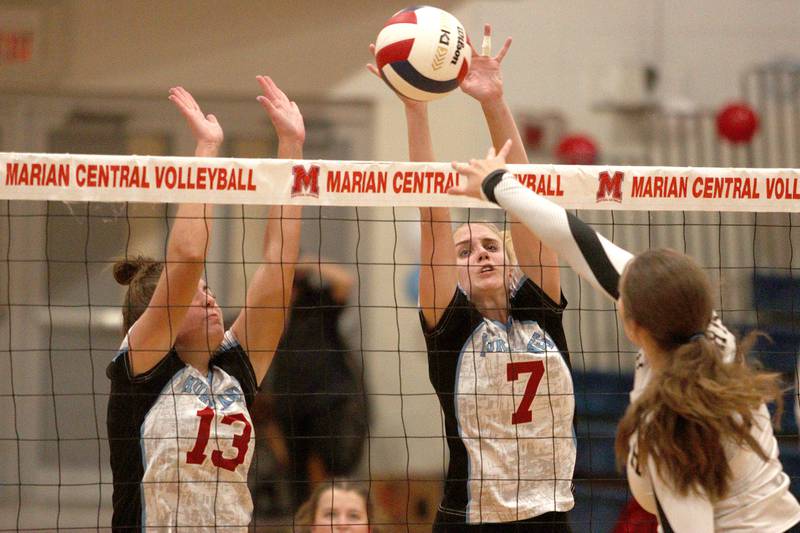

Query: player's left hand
[
  {"left": 256, "top": 75, "right": 305, "bottom": 146},
  {"left": 168, "top": 86, "right": 224, "bottom": 154},
  {"left": 460, "top": 24, "right": 512, "bottom": 104},
  {"left": 366, "top": 43, "right": 427, "bottom": 112},
  {"left": 449, "top": 139, "right": 512, "bottom": 199}
]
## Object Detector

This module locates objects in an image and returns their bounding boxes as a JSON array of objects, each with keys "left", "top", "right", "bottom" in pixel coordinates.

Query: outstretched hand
[
  {"left": 366, "top": 43, "right": 427, "bottom": 110},
  {"left": 168, "top": 86, "right": 223, "bottom": 154},
  {"left": 460, "top": 24, "right": 512, "bottom": 103},
  {"left": 256, "top": 75, "right": 305, "bottom": 146},
  {"left": 448, "top": 139, "right": 512, "bottom": 199}
]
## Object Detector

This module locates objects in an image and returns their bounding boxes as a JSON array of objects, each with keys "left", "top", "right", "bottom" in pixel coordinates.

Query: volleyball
[{"left": 375, "top": 6, "right": 471, "bottom": 102}]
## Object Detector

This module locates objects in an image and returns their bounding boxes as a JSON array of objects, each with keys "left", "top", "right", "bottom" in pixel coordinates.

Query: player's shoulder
[{"left": 511, "top": 275, "right": 566, "bottom": 311}]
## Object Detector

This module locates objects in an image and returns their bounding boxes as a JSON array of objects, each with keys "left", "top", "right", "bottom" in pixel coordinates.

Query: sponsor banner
[{"left": 2, "top": 152, "right": 800, "bottom": 212}]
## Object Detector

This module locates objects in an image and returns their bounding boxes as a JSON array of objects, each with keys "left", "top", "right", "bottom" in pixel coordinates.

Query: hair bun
[{"left": 113, "top": 256, "right": 157, "bottom": 285}]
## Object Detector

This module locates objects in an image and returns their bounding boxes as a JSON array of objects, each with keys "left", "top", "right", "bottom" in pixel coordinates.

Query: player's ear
[{"left": 619, "top": 306, "right": 643, "bottom": 347}]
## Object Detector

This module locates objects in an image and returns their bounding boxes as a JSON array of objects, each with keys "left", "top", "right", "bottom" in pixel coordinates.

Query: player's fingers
[
  {"left": 452, "top": 161, "right": 474, "bottom": 175},
  {"left": 495, "top": 37, "right": 512, "bottom": 63},
  {"left": 263, "top": 76, "right": 285, "bottom": 102},
  {"left": 168, "top": 92, "right": 196, "bottom": 119},
  {"left": 256, "top": 95, "right": 276, "bottom": 112},
  {"left": 481, "top": 24, "right": 492, "bottom": 56},
  {"left": 497, "top": 139, "right": 513, "bottom": 159},
  {"left": 259, "top": 75, "right": 279, "bottom": 99},
  {"left": 206, "top": 114, "right": 219, "bottom": 125},
  {"left": 175, "top": 86, "right": 199, "bottom": 110},
  {"left": 366, "top": 63, "right": 381, "bottom": 78},
  {"left": 486, "top": 145, "right": 497, "bottom": 159},
  {"left": 169, "top": 87, "right": 192, "bottom": 110}
]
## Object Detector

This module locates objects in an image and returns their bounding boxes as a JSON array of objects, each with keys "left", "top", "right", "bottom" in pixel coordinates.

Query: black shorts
[{"left": 433, "top": 510, "right": 572, "bottom": 533}]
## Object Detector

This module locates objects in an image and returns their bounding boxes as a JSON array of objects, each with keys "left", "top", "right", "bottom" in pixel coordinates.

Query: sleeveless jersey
[
  {"left": 422, "top": 277, "right": 575, "bottom": 524},
  {"left": 106, "top": 329, "right": 258, "bottom": 531}
]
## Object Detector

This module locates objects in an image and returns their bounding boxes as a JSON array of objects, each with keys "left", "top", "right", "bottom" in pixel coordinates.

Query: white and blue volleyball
[{"left": 375, "top": 6, "right": 471, "bottom": 102}]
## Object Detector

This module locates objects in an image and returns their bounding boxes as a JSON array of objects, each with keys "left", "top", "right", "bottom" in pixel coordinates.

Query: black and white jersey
[
  {"left": 486, "top": 172, "right": 800, "bottom": 532},
  {"left": 422, "top": 277, "right": 574, "bottom": 524},
  {"left": 626, "top": 401, "right": 800, "bottom": 532},
  {"left": 629, "top": 315, "right": 800, "bottom": 532},
  {"left": 106, "top": 329, "right": 258, "bottom": 531}
]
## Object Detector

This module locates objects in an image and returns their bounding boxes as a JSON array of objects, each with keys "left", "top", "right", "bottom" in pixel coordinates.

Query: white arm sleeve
[
  {"left": 489, "top": 174, "right": 738, "bottom": 360},
  {"left": 490, "top": 173, "right": 633, "bottom": 302}
]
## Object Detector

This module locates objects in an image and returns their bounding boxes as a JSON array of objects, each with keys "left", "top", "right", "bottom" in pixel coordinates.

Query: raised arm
[
  {"left": 127, "top": 87, "right": 223, "bottom": 376},
  {"left": 461, "top": 24, "right": 560, "bottom": 302},
  {"left": 368, "top": 46, "right": 457, "bottom": 328},
  {"left": 449, "top": 143, "right": 633, "bottom": 302},
  {"left": 230, "top": 75, "right": 303, "bottom": 384},
  {"left": 296, "top": 255, "right": 355, "bottom": 305}
]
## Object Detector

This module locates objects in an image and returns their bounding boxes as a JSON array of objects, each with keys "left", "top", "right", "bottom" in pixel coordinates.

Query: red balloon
[
  {"left": 716, "top": 102, "right": 759, "bottom": 144},
  {"left": 555, "top": 134, "right": 598, "bottom": 164}
]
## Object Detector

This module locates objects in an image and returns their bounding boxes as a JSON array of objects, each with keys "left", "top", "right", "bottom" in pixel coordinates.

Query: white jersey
[
  {"left": 422, "top": 279, "right": 575, "bottom": 524},
  {"left": 629, "top": 315, "right": 800, "bottom": 531},
  {"left": 107, "top": 330, "right": 258, "bottom": 531}
]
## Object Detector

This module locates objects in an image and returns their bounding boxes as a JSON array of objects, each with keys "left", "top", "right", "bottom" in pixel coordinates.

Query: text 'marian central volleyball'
[{"left": 375, "top": 6, "right": 470, "bottom": 102}]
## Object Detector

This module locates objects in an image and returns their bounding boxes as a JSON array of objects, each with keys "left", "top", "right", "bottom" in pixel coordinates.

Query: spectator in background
[
  {"left": 255, "top": 257, "right": 368, "bottom": 513},
  {"left": 294, "top": 480, "right": 374, "bottom": 533}
]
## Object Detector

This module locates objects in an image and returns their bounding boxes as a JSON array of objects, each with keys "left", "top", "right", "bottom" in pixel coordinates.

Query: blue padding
[
  {"left": 573, "top": 371, "right": 633, "bottom": 419},
  {"left": 575, "top": 432, "right": 619, "bottom": 477},
  {"left": 570, "top": 481, "right": 631, "bottom": 532},
  {"left": 753, "top": 273, "right": 800, "bottom": 313},
  {"left": 573, "top": 371, "right": 633, "bottom": 478},
  {"left": 391, "top": 61, "right": 460, "bottom": 94}
]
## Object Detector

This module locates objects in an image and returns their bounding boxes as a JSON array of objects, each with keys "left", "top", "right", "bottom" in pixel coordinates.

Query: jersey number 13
[{"left": 186, "top": 406, "right": 252, "bottom": 471}]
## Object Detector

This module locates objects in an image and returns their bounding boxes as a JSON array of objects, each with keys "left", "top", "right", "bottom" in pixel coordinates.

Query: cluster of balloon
[
  {"left": 554, "top": 134, "right": 598, "bottom": 165},
  {"left": 716, "top": 102, "right": 759, "bottom": 144}
]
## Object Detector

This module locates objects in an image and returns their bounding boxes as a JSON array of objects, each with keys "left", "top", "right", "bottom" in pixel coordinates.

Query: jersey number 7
[{"left": 507, "top": 360, "right": 545, "bottom": 424}]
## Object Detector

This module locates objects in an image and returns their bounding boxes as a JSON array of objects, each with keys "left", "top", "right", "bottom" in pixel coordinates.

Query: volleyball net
[{"left": 1, "top": 152, "right": 799, "bottom": 531}]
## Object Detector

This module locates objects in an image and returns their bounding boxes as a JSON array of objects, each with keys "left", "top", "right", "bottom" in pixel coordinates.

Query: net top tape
[{"left": 2, "top": 152, "right": 800, "bottom": 212}]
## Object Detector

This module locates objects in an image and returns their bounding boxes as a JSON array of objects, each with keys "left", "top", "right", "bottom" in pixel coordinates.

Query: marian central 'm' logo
[
  {"left": 291, "top": 165, "right": 320, "bottom": 198},
  {"left": 596, "top": 171, "right": 624, "bottom": 203}
]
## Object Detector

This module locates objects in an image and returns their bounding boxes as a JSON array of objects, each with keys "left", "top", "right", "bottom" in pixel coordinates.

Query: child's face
[{"left": 311, "top": 488, "right": 369, "bottom": 533}]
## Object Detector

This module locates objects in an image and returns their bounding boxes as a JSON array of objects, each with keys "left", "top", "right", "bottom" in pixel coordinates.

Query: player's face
[
  {"left": 177, "top": 279, "right": 224, "bottom": 349},
  {"left": 311, "top": 489, "right": 370, "bottom": 533},
  {"left": 453, "top": 224, "right": 509, "bottom": 297}
]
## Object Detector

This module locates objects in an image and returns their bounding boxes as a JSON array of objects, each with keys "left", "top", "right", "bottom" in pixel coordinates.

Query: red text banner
[{"left": 2, "top": 152, "right": 799, "bottom": 212}]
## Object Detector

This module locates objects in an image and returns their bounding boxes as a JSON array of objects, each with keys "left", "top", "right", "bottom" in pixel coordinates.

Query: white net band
[{"left": 3, "top": 152, "right": 800, "bottom": 211}]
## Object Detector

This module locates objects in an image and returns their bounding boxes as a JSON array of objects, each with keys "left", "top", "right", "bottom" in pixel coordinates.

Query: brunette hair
[
  {"left": 615, "top": 248, "right": 783, "bottom": 500},
  {"left": 113, "top": 255, "right": 163, "bottom": 332},
  {"left": 294, "top": 480, "right": 374, "bottom": 532}
]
